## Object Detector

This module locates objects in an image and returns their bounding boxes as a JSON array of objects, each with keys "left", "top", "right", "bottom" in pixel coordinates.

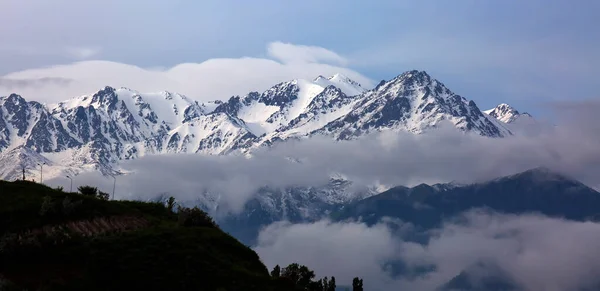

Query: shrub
[
  {"left": 0, "top": 275, "right": 22, "bottom": 291},
  {"left": 62, "top": 196, "right": 82, "bottom": 216},
  {"left": 39, "top": 196, "right": 56, "bottom": 216},
  {"left": 166, "top": 197, "right": 176, "bottom": 212},
  {"left": 177, "top": 206, "right": 217, "bottom": 228},
  {"left": 55, "top": 186, "right": 64, "bottom": 192},
  {"left": 78, "top": 186, "right": 98, "bottom": 197},
  {"left": 97, "top": 191, "right": 110, "bottom": 201},
  {"left": 0, "top": 233, "right": 18, "bottom": 254}
]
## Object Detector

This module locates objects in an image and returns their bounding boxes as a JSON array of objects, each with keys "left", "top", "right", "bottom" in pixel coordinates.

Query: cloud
[
  {"left": 254, "top": 219, "right": 403, "bottom": 289},
  {"left": 0, "top": 77, "right": 73, "bottom": 89},
  {"left": 0, "top": 45, "right": 101, "bottom": 60},
  {"left": 0, "top": 42, "right": 372, "bottom": 103},
  {"left": 50, "top": 152, "right": 332, "bottom": 214},
  {"left": 64, "top": 47, "right": 101, "bottom": 60},
  {"left": 267, "top": 42, "right": 348, "bottom": 65},
  {"left": 254, "top": 211, "right": 600, "bottom": 291}
]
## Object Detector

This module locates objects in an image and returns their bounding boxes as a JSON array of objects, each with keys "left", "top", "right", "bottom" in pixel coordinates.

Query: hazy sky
[{"left": 1, "top": 0, "right": 599, "bottom": 116}]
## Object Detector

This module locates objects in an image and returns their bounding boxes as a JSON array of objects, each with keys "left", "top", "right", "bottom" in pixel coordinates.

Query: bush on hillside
[
  {"left": 39, "top": 196, "right": 57, "bottom": 216},
  {"left": 0, "top": 233, "right": 18, "bottom": 254},
  {"left": 78, "top": 186, "right": 98, "bottom": 197},
  {"left": 176, "top": 206, "right": 218, "bottom": 228},
  {"left": 98, "top": 191, "right": 110, "bottom": 201},
  {"left": 62, "top": 196, "right": 83, "bottom": 216},
  {"left": 166, "top": 196, "right": 176, "bottom": 212}
]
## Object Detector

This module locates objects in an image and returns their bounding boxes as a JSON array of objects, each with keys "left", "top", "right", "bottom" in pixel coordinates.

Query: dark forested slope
[{"left": 0, "top": 180, "right": 281, "bottom": 291}]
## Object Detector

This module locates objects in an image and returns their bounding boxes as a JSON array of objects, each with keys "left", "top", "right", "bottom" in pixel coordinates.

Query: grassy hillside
[{"left": 0, "top": 180, "right": 289, "bottom": 291}]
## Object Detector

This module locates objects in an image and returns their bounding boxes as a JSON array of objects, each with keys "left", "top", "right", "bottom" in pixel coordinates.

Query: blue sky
[{"left": 1, "top": 0, "right": 599, "bottom": 116}]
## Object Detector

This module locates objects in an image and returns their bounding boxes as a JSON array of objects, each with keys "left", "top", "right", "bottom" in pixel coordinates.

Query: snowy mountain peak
[
  {"left": 327, "top": 73, "right": 362, "bottom": 87},
  {"left": 311, "top": 69, "right": 512, "bottom": 139},
  {"left": 484, "top": 103, "right": 532, "bottom": 123},
  {"left": 313, "top": 73, "right": 365, "bottom": 96},
  {"left": 313, "top": 75, "right": 327, "bottom": 82},
  {"left": 0, "top": 70, "right": 522, "bottom": 181},
  {"left": 396, "top": 70, "right": 432, "bottom": 82},
  {"left": 373, "top": 70, "right": 437, "bottom": 95}
]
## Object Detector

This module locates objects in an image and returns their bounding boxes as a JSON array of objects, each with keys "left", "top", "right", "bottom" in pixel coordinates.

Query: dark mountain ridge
[{"left": 332, "top": 167, "right": 600, "bottom": 228}]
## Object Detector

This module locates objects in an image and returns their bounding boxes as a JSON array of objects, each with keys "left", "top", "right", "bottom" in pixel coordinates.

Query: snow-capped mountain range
[{"left": 0, "top": 70, "right": 526, "bottom": 182}]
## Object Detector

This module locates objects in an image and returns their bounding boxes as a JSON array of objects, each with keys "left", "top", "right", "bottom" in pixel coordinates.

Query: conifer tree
[
  {"left": 352, "top": 277, "right": 363, "bottom": 291},
  {"left": 328, "top": 276, "right": 336, "bottom": 291},
  {"left": 271, "top": 264, "right": 281, "bottom": 278},
  {"left": 323, "top": 276, "right": 329, "bottom": 291}
]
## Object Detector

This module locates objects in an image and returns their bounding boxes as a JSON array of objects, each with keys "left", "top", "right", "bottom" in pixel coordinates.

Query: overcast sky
[{"left": 1, "top": 0, "right": 599, "bottom": 116}]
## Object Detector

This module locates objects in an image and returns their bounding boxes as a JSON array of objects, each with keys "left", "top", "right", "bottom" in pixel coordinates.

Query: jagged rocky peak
[
  {"left": 312, "top": 69, "right": 512, "bottom": 139},
  {"left": 90, "top": 86, "right": 119, "bottom": 107},
  {"left": 484, "top": 103, "right": 532, "bottom": 123},
  {"left": 373, "top": 70, "right": 449, "bottom": 97},
  {"left": 258, "top": 80, "right": 300, "bottom": 107},
  {"left": 393, "top": 69, "right": 433, "bottom": 84},
  {"left": 2, "top": 93, "right": 27, "bottom": 104}
]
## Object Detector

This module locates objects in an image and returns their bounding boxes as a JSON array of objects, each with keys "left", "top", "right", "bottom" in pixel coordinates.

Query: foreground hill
[{"left": 0, "top": 181, "right": 294, "bottom": 291}]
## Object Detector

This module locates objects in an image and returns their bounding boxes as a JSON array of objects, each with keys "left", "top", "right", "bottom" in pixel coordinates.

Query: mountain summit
[
  {"left": 484, "top": 103, "right": 532, "bottom": 123},
  {"left": 0, "top": 70, "right": 514, "bottom": 180},
  {"left": 308, "top": 70, "right": 512, "bottom": 139}
]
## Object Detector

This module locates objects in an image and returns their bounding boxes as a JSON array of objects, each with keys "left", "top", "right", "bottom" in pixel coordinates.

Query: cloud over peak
[
  {"left": 0, "top": 42, "right": 372, "bottom": 103},
  {"left": 267, "top": 42, "right": 348, "bottom": 65}
]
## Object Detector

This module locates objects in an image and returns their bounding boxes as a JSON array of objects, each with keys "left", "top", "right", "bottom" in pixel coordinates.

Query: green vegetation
[{"left": 0, "top": 180, "right": 362, "bottom": 290}]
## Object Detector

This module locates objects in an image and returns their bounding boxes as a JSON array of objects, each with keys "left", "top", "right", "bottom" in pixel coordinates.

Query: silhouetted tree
[
  {"left": 39, "top": 196, "right": 56, "bottom": 216},
  {"left": 271, "top": 264, "right": 281, "bottom": 278},
  {"left": 78, "top": 185, "right": 98, "bottom": 196},
  {"left": 177, "top": 206, "right": 218, "bottom": 228},
  {"left": 97, "top": 191, "right": 110, "bottom": 201},
  {"left": 352, "top": 277, "right": 363, "bottom": 291},
  {"left": 328, "top": 276, "right": 336, "bottom": 291},
  {"left": 166, "top": 196, "right": 176, "bottom": 212},
  {"left": 308, "top": 278, "right": 323, "bottom": 291},
  {"left": 323, "top": 276, "right": 329, "bottom": 291},
  {"left": 281, "top": 263, "right": 315, "bottom": 290}
]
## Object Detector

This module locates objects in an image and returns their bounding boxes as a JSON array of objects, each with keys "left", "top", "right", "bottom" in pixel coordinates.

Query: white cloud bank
[
  {"left": 254, "top": 211, "right": 600, "bottom": 291},
  {"left": 0, "top": 42, "right": 373, "bottom": 103}
]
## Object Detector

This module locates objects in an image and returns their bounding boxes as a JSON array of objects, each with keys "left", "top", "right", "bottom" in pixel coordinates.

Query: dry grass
[{"left": 2, "top": 215, "right": 150, "bottom": 248}]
